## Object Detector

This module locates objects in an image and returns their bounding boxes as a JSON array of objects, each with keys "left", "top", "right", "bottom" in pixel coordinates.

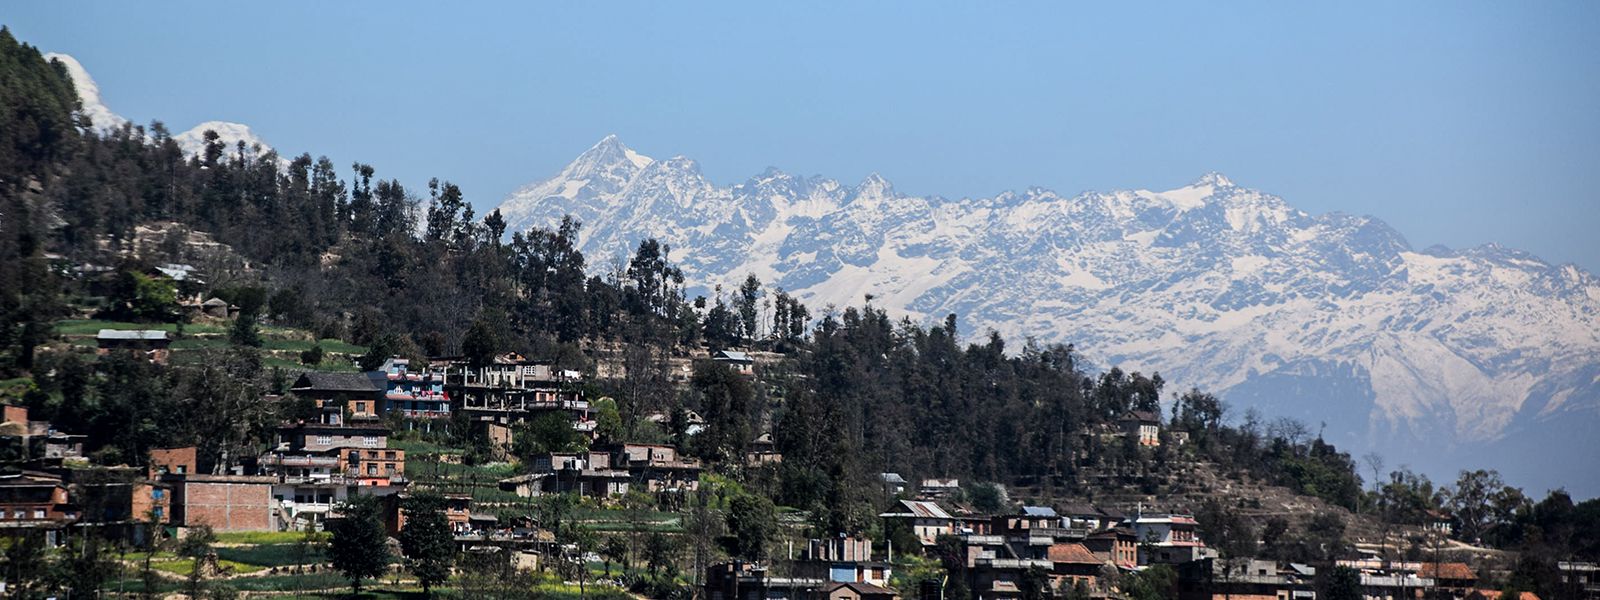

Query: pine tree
[
  {"left": 399, "top": 492, "right": 456, "bottom": 596},
  {"left": 327, "top": 495, "right": 391, "bottom": 593}
]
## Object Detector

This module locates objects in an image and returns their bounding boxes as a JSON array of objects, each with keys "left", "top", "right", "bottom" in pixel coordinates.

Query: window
[
  {"left": 363, "top": 436, "right": 379, "bottom": 448},
  {"left": 152, "top": 489, "right": 164, "bottom": 500},
  {"left": 317, "top": 435, "right": 332, "bottom": 446},
  {"left": 153, "top": 507, "right": 163, "bottom": 520},
  {"left": 367, "top": 464, "right": 377, "bottom": 475},
  {"left": 176, "top": 465, "right": 187, "bottom": 474}
]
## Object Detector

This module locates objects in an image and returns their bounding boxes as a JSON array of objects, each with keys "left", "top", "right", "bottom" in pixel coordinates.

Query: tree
[
  {"left": 690, "top": 360, "right": 755, "bottom": 462},
  {"left": 327, "top": 495, "right": 391, "bottom": 593},
  {"left": 601, "top": 535, "right": 628, "bottom": 577},
  {"left": 1448, "top": 469, "right": 1506, "bottom": 543},
  {"left": 1322, "top": 565, "right": 1361, "bottom": 600},
  {"left": 399, "top": 492, "right": 456, "bottom": 595},
  {"left": 724, "top": 491, "right": 777, "bottom": 561},
  {"left": 177, "top": 524, "right": 218, "bottom": 598},
  {"left": 300, "top": 342, "right": 325, "bottom": 366},
  {"left": 229, "top": 309, "right": 262, "bottom": 347},
  {"left": 1019, "top": 565, "right": 1052, "bottom": 600},
  {"left": 462, "top": 309, "right": 504, "bottom": 369},
  {"left": 513, "top": 411, "right": 589, "bottom": 460}
]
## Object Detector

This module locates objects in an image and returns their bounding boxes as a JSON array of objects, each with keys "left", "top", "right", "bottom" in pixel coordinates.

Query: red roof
[
  {"left": 1048, "top": 543, "right": 1101, "bottom": 565},
  {"left": 1469, "top": 591, "right": 1539, "bottom": 600},
  {"left": 1421, "top": 562, "right": 1477, "bottom": 581}
]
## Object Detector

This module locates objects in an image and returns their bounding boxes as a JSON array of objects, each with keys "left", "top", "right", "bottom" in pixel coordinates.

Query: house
[
  {"left": 501, "top": 450, "right": 632, "bottom": 498},
  {"left": 1121, "top": 411, "right": 1161, "bottom": 446},
  {"left": 1419, "top": 562, "right": 1478, "bottom": 594},
  {"left": 880, "top": 473, "right": 907, "bottom": 495},
  {"left": 446, "top": 354, "right": 590, "bottom": 427},
  {"left": 997, "top": 506, "right": 1059, "bottom": 536},
  {"left": 1557, "top": 562, "right": 1598, "bottom": 599},
  {"left": 382, "top": 492, "right": 477, "bottom": 536},
  {"left": 613, "top": 443, "right": 703, "bottom": 493},
  {"left": 1128, "top": 511, "right": 1214, "bottom": 565},
  {"left": 803, "top": 536, "right": 894, "bottom": 588},
  {"left": 955, "top": 531, "right": 1054, "bottom": 599},
  {"left": 1059, "top": 503, "right": 1111, "bottom": 532},
  {"left": 919, "top": 478, "right": 960, "bottom": 498},
  {"left": 67, "top": 468, "right": 172, "bottom": 546},
  {"left": 813, "top": 581, "right": 899, "bottom": 600},
  {"left": 1047, "top": 542, "right": 1103, "bottom": 589},
  {"left": 712, "top": 350, "right": 756, "bottom": 375},
  {"left": 160, "top": 473, "right": 277, "bottom": 532},
  {"left": 149, "top": 446, "right": 200, "bottom": 476},
  {"left": 880, "top": 499, "right": 957, "bottom": 547},
  {"left": 0, "top": 470, "right": 77, "bottom": 533},
  {"left": 746, "top": 432, "right": 783, "bottom": 466},
  {"left": 198, "top": 297, "right": 238, "bottom": 319},
  {"left": 370, "top": 357, "right": 450, "bottom": 421},
  {"left": 291, "top": 372, "right": 383, "bottom": 425},
  {"left": 1424, "top": 509, "right": 1456, "bottom": 536},
  {"left": 1083, "top": 527, "right": 1138, "bottom": 569},
  {"left": 1174, "top": 558, "right": 1317, "bottom": 600},
  {"left": 95, "top": 329, "right": 171, "bottom": 365},
  {"left": 706, "top": 561, "right": 827, "bottom": 600}
]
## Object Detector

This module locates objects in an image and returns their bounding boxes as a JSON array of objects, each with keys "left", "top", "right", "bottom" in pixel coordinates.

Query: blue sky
[{"left": 7, "top": 2, "right": 1598, "bottom": 271}]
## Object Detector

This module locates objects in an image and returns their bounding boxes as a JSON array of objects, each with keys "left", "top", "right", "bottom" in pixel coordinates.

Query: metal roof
[
  {"left": 1022, "top": 506, "right": 1058, "bottom": 517},
  {"left": 96, "top": 329, "right": 168, "bottom": 341}
]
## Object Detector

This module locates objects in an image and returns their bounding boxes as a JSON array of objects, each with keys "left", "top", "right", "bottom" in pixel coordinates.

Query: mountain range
[
  {"left": 497, "top": 136, "right": 1600, "bottom": 496},
  {"left": 47, "top": 53, "right": 275, "bottom": 159}
]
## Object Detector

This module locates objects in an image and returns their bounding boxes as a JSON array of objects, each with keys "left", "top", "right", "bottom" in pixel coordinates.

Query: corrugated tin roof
[
  {"left": 1022, "top": 506, "right": 1058, "bottom": 517},
  {"left": 96, "top": 329, "right": 168, "bottom": 341},
  {"left": 899, "top": 500, "right": 953, "bottom": 520}
]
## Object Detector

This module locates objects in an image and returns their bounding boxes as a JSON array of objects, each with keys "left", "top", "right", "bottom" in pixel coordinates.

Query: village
[{"left": 3, "top": 326, "right": 1594, "bottom": 599}]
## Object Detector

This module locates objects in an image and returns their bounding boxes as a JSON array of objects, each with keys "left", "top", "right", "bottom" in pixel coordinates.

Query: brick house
[
  {"left": 149, "top": 446, "right": 200, "bottom": 476},
  {"left": 160, "top": 473, "right": 277, "bottom": 532},
  {"left": 291, "top": 372, "right": 383, "bottom": 425}
]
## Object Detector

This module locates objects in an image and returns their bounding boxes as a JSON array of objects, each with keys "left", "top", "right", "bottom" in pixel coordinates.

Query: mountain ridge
[
  {"left": 47, "top": 52, "right": 275, "bottom": 159},
  {"left": 496, "top": 136, "right": 1600, "bottom": 495}
]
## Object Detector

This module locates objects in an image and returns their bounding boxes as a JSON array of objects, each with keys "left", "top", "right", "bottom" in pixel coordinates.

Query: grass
[
  {"left": 216, "top": 530, "right": 327, "bottom": 545},
  {"left": 147, "top": 557, "right": 267, "bottom": 576},
  {"left": 215, "top": 543, "right": 326, "bottom": 568},
  {"left": 263, "top": 337, "right": 367, "bottom": 354}
]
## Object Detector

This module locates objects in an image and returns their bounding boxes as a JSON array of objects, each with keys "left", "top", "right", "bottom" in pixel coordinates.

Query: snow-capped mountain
[
  {"left": 499, "top": 136, "right": 1600, "bottom": 494},
  {"left": 47, "top": 53, "right": 275, "bottom": 159}
]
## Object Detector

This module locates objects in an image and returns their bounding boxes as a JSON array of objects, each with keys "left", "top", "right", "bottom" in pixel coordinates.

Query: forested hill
[{"left": 2, "top": 26, "right": 1596, "bottom": 575}]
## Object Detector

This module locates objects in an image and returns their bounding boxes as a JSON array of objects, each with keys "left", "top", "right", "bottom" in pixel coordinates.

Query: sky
[{"left": 6, "top": 2, "right": 1598, "bottom": 271}]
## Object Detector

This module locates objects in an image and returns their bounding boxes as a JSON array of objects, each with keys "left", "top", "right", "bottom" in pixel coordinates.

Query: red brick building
[
  {"left": 150, "top": 446, "right": 199, "bottom": 476},
  {"left": 163, "top": 474, "right": 277, "bottom": 532}
]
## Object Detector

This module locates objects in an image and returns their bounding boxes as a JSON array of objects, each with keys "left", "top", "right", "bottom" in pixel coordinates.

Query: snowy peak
[
  {"left": 494, "top": 140, "right": 1600, "bottom": 493},
  {"left": 173, "top": 121, "right": 275, "bottom": 158},
  {"left": 566, "top": 134, "right": 654, "bottom": 178},
  {"left": 44, "top": 53, "right": 127, "bottom": 131},
  {"left": 46, "top": 50, "right": 276, "bottom": 160}
]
